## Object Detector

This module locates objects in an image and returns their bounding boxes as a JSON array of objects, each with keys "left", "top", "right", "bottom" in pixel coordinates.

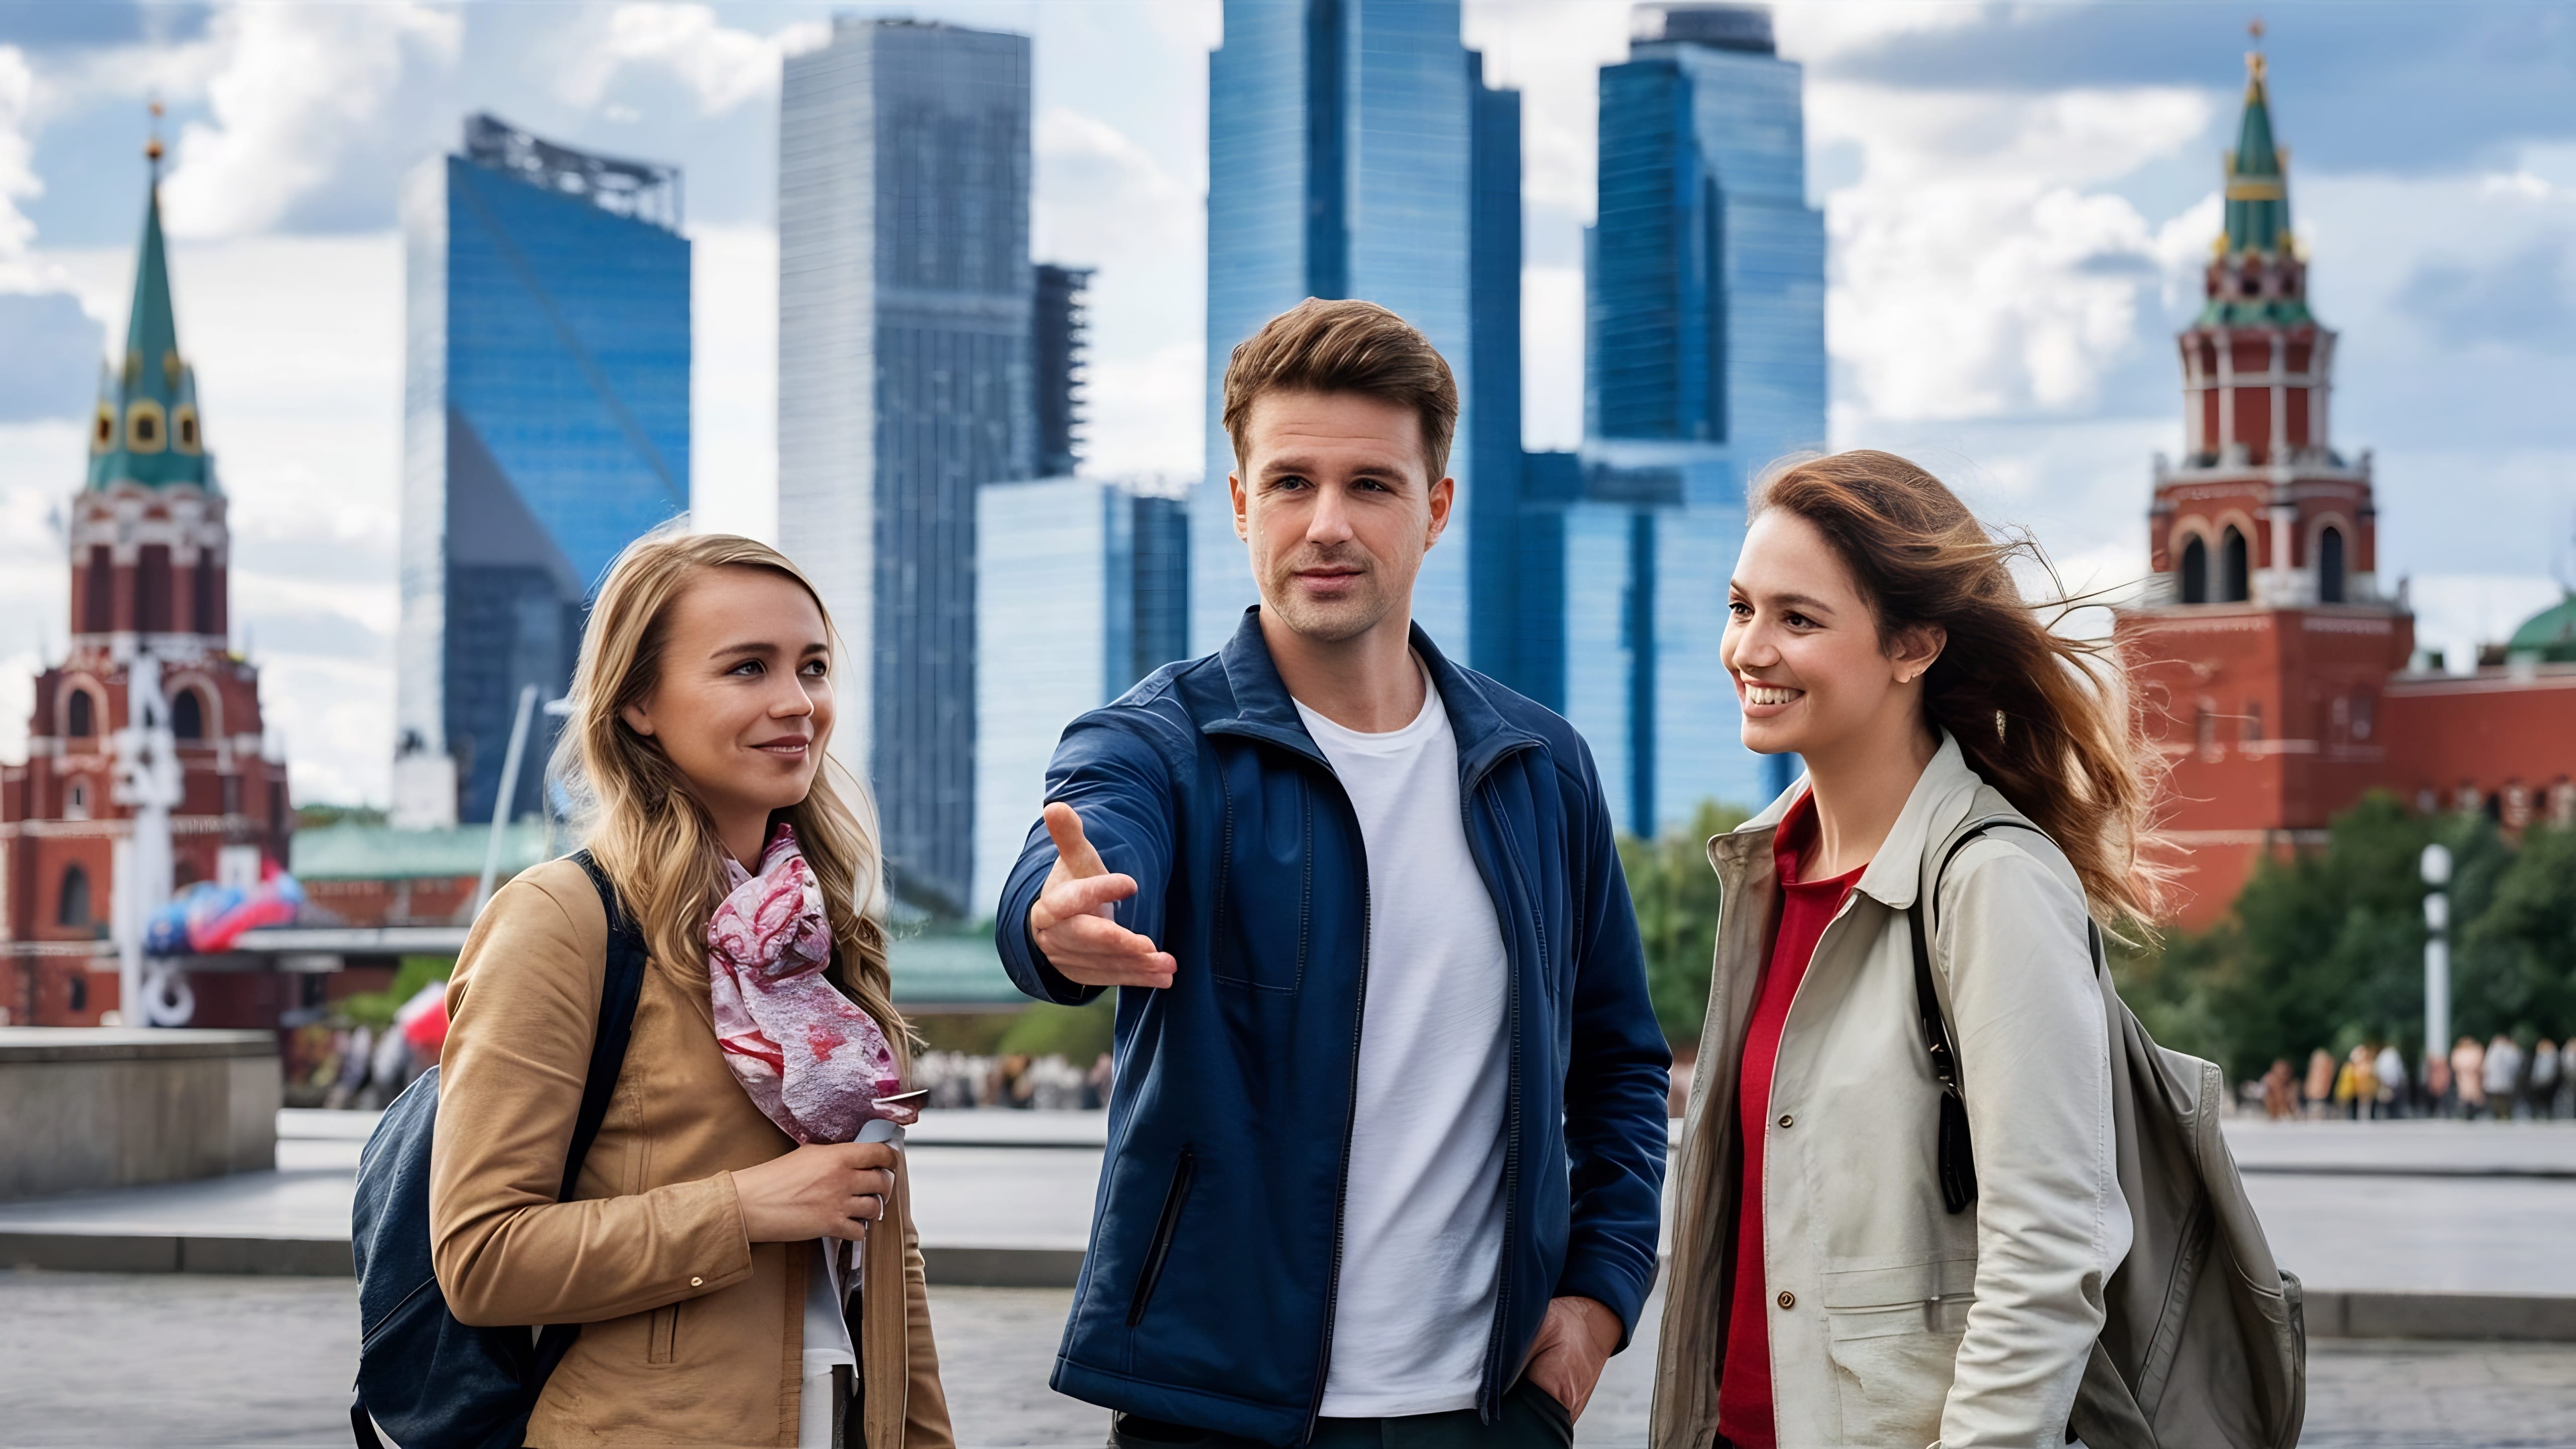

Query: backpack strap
[
  {"left": 1906, "top": 815, "right": 2028, "bottom": 1215},
  {"left": 528, "top": 852, "right": 653, "bottom": 1389}
]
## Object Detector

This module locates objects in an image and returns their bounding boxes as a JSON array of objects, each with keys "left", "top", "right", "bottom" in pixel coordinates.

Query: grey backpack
[{"left": 1914, "top": 813, "right": 2306, "bottom": 1449}]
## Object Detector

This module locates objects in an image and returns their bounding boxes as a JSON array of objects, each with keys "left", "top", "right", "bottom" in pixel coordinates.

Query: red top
[{"left": 1715, "top": 792, "right": 1865, "bottom": 1449}]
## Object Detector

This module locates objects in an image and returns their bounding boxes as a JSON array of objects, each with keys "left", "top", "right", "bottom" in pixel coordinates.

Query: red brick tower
[
  {"left": 0, "top": 144, "right": 293, "bottom": 1025},
  {"left": 2116, "top": 41, "right": 2413, "bottom": 925}
]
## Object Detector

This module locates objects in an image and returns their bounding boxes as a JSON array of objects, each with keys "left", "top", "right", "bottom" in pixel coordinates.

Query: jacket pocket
[
  {"left": 1820, "top": 1258, "right": 1972, "bottom": 1441},
  {"left": 647, "top": 1302, "right": 679, "bottom": 1366},
  {"left": 1127, "top": 1148, "right": 1197, "bottom": 1326}
]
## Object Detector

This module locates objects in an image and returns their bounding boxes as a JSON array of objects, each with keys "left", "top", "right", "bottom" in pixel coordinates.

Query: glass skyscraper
[
  {"left": 973, "top": 475, "right": 1189, "bottom": 914},
  {"left": 1197, "top": 0, "right": 1524, "bottom": 665},
  {"left": 392, "top": 114, "right": 689, "bottom": 829},
  {"left": 1557, "top": 4, "right": 1826, "bottom": 832},
  {"left": 779, "top": 18, "right": 1035, "bottom": 916}
]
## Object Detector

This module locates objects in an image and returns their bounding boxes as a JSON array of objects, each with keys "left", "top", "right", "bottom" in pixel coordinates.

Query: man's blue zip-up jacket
[{"left": 996, "top": 609, "right": 1671, "bottom": 1446}]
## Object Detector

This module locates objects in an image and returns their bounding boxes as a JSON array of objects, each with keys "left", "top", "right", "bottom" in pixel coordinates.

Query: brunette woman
[
  {"left": 429, "top": 533, "right": 952, "bottom": 1448},
  {"left": 1651, "top": 452, "right": 2162, "bottom": 1448}
]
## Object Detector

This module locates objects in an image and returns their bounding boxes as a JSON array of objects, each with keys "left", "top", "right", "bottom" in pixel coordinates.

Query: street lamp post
[{"left": 2422, "top": 842, "right": 2453, "bottom": 1086}]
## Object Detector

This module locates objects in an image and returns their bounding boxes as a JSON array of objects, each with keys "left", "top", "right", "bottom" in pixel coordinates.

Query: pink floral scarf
[{"left": 707, "top": 826, "right": 911, "bottom": 1144}]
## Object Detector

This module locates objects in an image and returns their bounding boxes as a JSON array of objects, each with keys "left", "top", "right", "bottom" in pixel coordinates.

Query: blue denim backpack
[{"left": 350, "top": 852, "right": 647, "bottom": 1449}]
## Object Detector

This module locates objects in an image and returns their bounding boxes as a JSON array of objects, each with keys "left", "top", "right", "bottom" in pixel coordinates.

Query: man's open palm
[{"left": 1027, "top": 802, "right": 1177, "bottom": 989}]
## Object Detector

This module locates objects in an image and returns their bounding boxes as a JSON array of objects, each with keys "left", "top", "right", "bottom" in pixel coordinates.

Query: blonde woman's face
[
  {"left": 620, "top": 568, "right": 834, "bottom": 851},
  {"left": 1720, "top": 509, "right": 1939, "bottom": 762}
]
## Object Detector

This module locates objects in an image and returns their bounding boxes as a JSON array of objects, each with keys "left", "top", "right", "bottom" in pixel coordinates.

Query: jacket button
[
  {"left": 1777, "top": 1113, "right": 1794, "bottom": 1129},
  {"left": 1777, "top": 1291, "right": 1796, "bottom": 1310},
  {"left": 689, "top": 1276, "right": 704, "bottom": 1287}
]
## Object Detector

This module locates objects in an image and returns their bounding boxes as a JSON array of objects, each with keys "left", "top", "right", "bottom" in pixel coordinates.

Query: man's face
[{"left": 1230, "top": 389, "right": 1453, "bottom": 645}]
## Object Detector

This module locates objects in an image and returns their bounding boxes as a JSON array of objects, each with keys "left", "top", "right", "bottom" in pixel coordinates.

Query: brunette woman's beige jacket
[
  {"left": 1650, "top": 735, "right": 2132, "bottom": 1449},
  {"left": 429, "top": 858, "right": 954, "bottom": 1449}
]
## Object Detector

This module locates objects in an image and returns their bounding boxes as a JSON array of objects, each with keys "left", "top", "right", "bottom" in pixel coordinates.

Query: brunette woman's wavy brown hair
[
  {"left": 547, "top": 530, "right": 907, "bottom": 1070},
  {"left": 1751, "top": 450, "right": 2170, "bottom": 931}
]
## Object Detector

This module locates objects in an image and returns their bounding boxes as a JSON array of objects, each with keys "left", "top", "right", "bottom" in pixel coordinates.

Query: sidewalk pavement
[
  {"left": 6, "top": 1271, "right": 2574, "bottom": 1447},
  {"left": 4, "top": 1112, "right": 2575, "bottom": 1338}
]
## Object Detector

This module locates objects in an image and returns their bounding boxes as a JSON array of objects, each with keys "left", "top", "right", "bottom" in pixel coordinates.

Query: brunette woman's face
[
  {"left": 1720, "top": 509, "right": 1941, "bottom": 762},
  {"left": 619, "top": 568, "right": 834, "bottom": 850}
]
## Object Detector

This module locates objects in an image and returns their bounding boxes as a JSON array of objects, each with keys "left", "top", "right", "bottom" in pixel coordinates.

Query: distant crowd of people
[
  {"left": 2255, "top": 1034, "right": 2574, "bottom": 1119},
  {"left": 876, "top": 1049, "right": 1112, "bottom": 1112}
]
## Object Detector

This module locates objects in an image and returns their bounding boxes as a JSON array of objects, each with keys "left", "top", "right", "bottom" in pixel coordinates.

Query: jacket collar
[
  {"left": 1715, "top": 731, "right": 1982, "bottom": 911},
  {"left": 1202, "top": 605, "right": 1542, "bottom": 784}
]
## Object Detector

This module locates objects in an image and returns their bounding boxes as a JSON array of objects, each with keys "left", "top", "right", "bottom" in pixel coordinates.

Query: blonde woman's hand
[{"left": 733, "top": 1141, "right": 899, "bottom": 1243}]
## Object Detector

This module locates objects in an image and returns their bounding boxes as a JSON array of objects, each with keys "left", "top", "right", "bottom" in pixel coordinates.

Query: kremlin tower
[
  {"left": 2119, "top": 38, "right": 2576, "bottom": 924},
  {"left": 0, "top": 134, "right": 293, "bottom": 1026}
]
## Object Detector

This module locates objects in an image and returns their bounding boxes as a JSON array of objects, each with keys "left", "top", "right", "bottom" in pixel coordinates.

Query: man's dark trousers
[{"left": 1109, "top": 1382, "right": 1574, "bottom": 1449}]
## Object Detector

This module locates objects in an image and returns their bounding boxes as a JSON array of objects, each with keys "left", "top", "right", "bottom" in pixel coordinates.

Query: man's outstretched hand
[{"left": 1026, "top": 802, "right": 1177, "bottom": 989}]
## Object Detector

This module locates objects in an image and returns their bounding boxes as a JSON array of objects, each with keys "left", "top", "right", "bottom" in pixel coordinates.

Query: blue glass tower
[
  {"left": 1197, "top": 0, "right": 1524, "bottom": 665},
  {"left": 393, "top": 114, "right": 689, "bottom": 828},
  {"left": 779, "top": 18, "right": 1034, "bottom": 916},
  {"left": 1556, "top": 5, "right": 1825, "bottom": 833}
]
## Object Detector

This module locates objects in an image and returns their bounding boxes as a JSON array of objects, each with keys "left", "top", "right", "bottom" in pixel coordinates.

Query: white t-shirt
[{"left": 1295, "top": 666, "right": 1512, "bottom": 1418}]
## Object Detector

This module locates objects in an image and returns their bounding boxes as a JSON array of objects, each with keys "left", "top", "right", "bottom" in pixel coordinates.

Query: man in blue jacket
[{"left": 997, "top": 299, "right": 1669, "bottom": 1448}]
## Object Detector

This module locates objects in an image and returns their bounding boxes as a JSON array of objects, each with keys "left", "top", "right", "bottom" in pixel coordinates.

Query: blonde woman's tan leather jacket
[
  {"left": 1651, "top": 734, "right": 2133, "bottom": 1449},
  {"left": 430, "top": 858, "right": 954, "bottom": 1449}
]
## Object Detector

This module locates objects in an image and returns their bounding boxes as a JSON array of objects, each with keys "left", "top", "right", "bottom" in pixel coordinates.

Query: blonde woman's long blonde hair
[{"left": 549, "top": 530, "right": 907, "bottom": 1071}]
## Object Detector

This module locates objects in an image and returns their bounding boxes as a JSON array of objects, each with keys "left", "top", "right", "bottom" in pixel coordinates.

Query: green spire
[
  {"left": 87, "top": 174, "right": 214, "bottom": 493},
  {"left": 2221, "top": 51, "right": 2292, "bottom": 257}
]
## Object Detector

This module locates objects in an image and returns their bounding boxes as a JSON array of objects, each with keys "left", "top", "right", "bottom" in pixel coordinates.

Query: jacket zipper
[
  {"left": 1300, "top": 779, "right": 1372, "bottom": 1445},
  {"left": 1474, "top": 782, "right": 1532, "bottom": 1420},
  {"left": 1127, "top": 1147, "right": 1197, "bottom": 1326}
]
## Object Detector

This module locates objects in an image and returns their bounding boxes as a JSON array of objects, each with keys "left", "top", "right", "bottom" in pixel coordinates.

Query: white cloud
[
  {"left": 1522, "top": 262, "right": 1583, "bottom": 450},
  {"left": 690, "top": 222, "right": 777, "bottom": 544},
  {"left": 1085, "top": 341, "right": 1203, "bottom": 479},
  {"left": 550, "top": 4, "right": 824, "bottom": 118},
  {"left": 0, "top": 47, "right": 38, "bottom": 259},
  {"left": 1033, "top": 105, "right": 1193, "bottom": 266},
  {"left": 159, "top": 2, "right": 459, "bottom": 239},
  {"left": 1819, "top": 84, "right": 2213, "bottom": 422}
]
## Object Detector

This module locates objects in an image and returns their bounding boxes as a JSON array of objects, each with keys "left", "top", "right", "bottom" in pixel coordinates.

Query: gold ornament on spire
[{"left": 144, "top": 99, "right": 164, "bottom": 168}]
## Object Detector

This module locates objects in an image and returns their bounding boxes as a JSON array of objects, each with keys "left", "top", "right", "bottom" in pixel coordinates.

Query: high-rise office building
[
  {"left": 973, "top": 474, "right": 1188, "bottom": 913},
  {"left": 392, "top": 114, "right": 690, "bottom": 829},
  {"left": 1551, "top": 4, "right": 1827, "bottom": 832},
  {"left": 1198, "top": 0, "right": 1525, "bottom": 664},
  {"left": 1032, "top": 264, "right": 1094, "bottom": 478},
  {"left": 779, "top": 18, "right": 1034, "bottom": 915}
]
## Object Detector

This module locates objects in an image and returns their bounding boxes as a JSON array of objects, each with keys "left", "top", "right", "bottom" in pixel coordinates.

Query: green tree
[
  {"left": 2462, "top": 822, "right": 2576, "bottom": 1040},
  {"left": 2133, "top": 792, "right": 2510, "bottom": 1078},
  {"left": 1620, "top": 799, "right": 1750, "bottom": 1044}
]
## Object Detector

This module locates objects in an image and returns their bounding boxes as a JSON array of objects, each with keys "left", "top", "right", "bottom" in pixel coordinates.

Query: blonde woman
[{"left": 429, "top": 533, "right": 952, "bottom": 1448}]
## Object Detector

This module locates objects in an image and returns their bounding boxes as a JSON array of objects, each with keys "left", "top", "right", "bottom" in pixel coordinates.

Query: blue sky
[{"left": 1, "top": 0, "right": 2571, "bottom": 805}]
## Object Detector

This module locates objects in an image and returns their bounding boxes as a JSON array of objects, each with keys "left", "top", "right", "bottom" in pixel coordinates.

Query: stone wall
[{"left": 0, "top": 1028, "right": 278, "bottom": 1199}]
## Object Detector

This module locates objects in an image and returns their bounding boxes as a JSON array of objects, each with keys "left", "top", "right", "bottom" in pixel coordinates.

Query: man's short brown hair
[{"left": 1221, "top": 298, "right": 1460, "bottom": 481}]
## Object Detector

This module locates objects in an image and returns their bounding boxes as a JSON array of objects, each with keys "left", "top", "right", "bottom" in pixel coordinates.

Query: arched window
[
  {"left": 2194, "top": 702, "right": 2218, "bottom": 759},
  {"left": 2221, "top": 526, "right": 2251, "bottom": 603},
  {"left": 57, "top": 864, "right": 91, "bottom": 928},
  {"left": 171, "top": 688, "right": 204, "bottom": 740},
  {"left": 2179, "top": 535, "right": 2209, "bottom": 604},
  {"left": 2318, "top": 525, "right": 2346, "bottom": 604},
  {"left": 65, "top": 689, "right": 94, "bottom": 738}
]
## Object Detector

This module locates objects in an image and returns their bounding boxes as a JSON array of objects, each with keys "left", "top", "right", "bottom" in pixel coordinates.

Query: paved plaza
[
  {"left": 5, "top": 1270, "right": 2576, "bottom": 1447},
  {"left": 7, "top": 1116, "right": 2576, "bottom": 1443}
]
